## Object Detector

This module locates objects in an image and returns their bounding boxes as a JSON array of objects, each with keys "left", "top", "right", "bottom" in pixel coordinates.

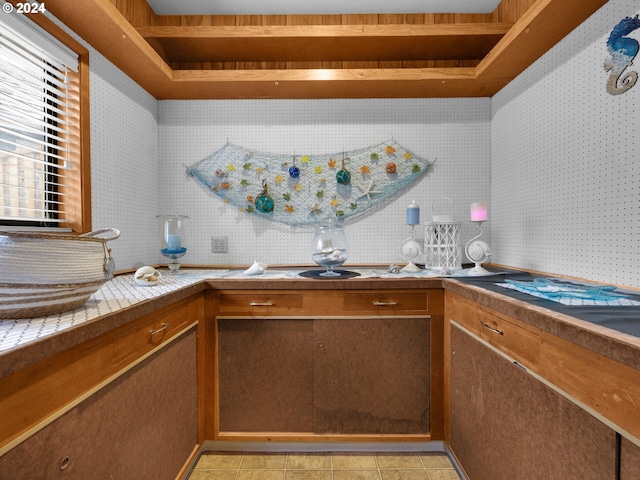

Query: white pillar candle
[{"left": 470, "top": 202, "right": 487, "bottom": 222}]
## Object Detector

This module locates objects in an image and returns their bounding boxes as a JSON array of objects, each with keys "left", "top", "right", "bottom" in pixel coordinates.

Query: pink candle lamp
[
  {"left": 470, "top": 202, "right": 487, "bottom": 222},
  {"left": 465, "top": 202, "right": 491, "bottom": 275}
]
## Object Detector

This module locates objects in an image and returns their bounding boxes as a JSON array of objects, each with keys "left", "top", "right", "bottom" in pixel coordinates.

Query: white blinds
[{"left": 0, "top": 7, "right": 80, "bottom": 227}]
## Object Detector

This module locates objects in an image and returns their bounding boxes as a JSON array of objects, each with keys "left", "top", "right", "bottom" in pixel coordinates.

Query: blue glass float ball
[
  {"left": 336, "top": 169, "right": 351, "bottom": 185},
  {"left": 255, "top": 194, "right": 274, "bottom": 213},
  {"left": 289, "top": 166, "right": 300, "bottom": 178}
]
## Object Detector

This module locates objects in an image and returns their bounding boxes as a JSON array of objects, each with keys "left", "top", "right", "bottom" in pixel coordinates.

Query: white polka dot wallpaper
[
  {"left": 492, "top": 0, "right": 640, "bottom": 287},
  {"left": 89, "top": 52, "right": 160, "bottom": 272},
  {"left": 49, "top": 12, "right": 161, "bottom": 272},
  {"left": 47, "top": 0, "right": 639, "bottom": 288},
  {"left": 157, "top": 99, "right": 491, "bottom": 267}
]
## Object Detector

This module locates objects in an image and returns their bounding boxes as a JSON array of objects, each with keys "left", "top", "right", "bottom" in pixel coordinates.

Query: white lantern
[{"left": 424, "top": 198, "right": 462, "bottom": 271}]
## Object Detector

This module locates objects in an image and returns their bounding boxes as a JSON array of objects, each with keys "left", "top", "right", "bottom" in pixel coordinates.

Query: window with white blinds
[{"left": 0, "top": 8, "right": 80, "bottom": 229}]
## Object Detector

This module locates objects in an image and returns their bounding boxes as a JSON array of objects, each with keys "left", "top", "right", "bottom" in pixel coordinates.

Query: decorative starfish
[
  {"left": 355, "top": 178, "right": 382, "bottom": 203},
  {"left": 309, "top": 203, "right": 322, "bottom": 214}
]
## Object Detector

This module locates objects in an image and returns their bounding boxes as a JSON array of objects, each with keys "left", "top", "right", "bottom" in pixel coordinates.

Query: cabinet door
[
  {"left": 0, "top": 329, "right": 198, "bottom": 480},
  {"left": 313, "top": 317, "right": 430, "bottom": 434},
  {"left": 622, "top": 437, "right": 640, "bottom": 479},
  {"left": 217, "top": 318, "right": 314, "bottom": 432},
  {"left": 449, "top": 323, "right": 616, "bottom": 480}
]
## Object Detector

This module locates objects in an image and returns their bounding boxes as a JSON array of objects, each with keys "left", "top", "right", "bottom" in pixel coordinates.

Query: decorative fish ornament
[{"left": 187, "top": 140, "right": 433, "bottom": 226}]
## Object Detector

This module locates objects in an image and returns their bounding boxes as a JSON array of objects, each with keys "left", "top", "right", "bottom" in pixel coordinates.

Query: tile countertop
[
  {"left": 446, "top": 273, "right": 640, "bottom": 373},
  {"left": 1, "top": 267, "right": 640, "bottom": 378},
  {"left": 0, "top": 268, "right": 445, "bottom": 376}
]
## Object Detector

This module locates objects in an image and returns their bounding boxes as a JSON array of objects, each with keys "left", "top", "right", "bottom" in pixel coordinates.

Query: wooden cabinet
[
  {"left": 622, "top": 437, "right": 640, "bottom": 479},
  {"left": 4, "top": 275, "right": 640, "bottom": 477},
  {"left": 449, "top": 322, "right": 616, "bottom": 480},
  {"left": 209, "top": 288, "right": 442, "bottom": 441},
  {"left": 0, "top": 294, "right": 202, "bottom": 454},
  {"left": 217, "top": 292, "right": 305, "bottom": 316},
  {"left": 216, "top": 316, "right": 430, "bottom": 438},
  {"left": 0, "top": 327, "right": 198, "bottom": 480},
  {"left": 313, "top": 317, "right": 430, "bottom": 434},
  {"left": 0, "top": 294, "right": 204, "bottom": 479},
  {"left": 217, "top": 318, "right": 314, "bottom": 432},
  {"left": 445, "top": 291, "right": 640, "bottom": 439},
  {"left": 445, "top": 290, "right": 640, "bottom": 480}
]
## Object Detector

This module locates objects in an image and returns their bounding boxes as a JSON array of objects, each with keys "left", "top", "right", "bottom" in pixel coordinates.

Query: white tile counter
[
  {"left": 0, "top": 267, "right": 450, "bottom": 373},
  {"left": 0, "top": 267, "right": 456, "bottom": 355},
  {"left": 4, "top": 266, "right": 638, "bottom": 383},
  {"left": 0, "top": 270, "right": 228, "bottom": 354}
]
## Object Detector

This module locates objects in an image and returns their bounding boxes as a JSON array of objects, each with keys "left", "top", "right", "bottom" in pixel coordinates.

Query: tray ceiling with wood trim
[{"left": 42, "top": 0, "right": 608, "bottom": 99}]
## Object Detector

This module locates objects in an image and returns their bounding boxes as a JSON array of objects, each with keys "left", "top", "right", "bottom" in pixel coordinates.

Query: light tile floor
[{"left": 187, "top": 452, "right": 463, "bottom": 480}]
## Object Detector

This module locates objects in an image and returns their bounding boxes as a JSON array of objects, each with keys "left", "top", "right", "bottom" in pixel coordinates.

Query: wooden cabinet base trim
[
  {"left": 0, "top": 322, "right": 197, "bottom": 457},
  {"left": 177, "top": 444, "right": 203, "bottom": 480},
  {"left": 215, "top": 432, "right": 432, "bottom": 443},
  {"left": 451, "top": 320, "right": 640, "bottom": 449},
  {"left": 216, "top": 315, "right": 431, "bottom": 320}
]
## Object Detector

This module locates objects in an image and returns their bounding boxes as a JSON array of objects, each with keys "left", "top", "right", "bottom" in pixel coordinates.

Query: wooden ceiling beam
[
  {"left": 137, "top": 23, "right": 511, "bottom": 63},
  {"left": 45, "top": 0, "right": 173, "bottom": 87},
  {"left": 42, "top": 0, "right": 610, "bottom": 99},
  {"left": 477, "top": 0, "right": 609, "bottom": 79},
  {"left": 164, "top": 67, "right": 509, "bottom": 99}
]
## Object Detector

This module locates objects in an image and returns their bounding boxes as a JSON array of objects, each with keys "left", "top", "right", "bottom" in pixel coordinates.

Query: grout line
[
  {"left": 330, "top": 452, "right": 333, "bottom": 480},
  {"left": 284, "top": 452, "right": 289, "bottom": 480},
  {"left": 233, "top": 452, "right": 242, "bottom": 480}
]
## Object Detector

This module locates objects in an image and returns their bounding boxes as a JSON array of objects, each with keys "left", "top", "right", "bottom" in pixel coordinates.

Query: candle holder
[
  {"left": 157, "top": 215, "right": 189, "bottom": 274},
  {"left": 465, "top": 220, "right": 492, "bottom": 276},
  {"left": 400, "top": 226, "right": 423, "bottom": 272},
  {"left": 424, "top": 198, "right": 462, "bottom": 272},
  {"left": 401, "top": 200, "right": 422, "bottom": 272}
]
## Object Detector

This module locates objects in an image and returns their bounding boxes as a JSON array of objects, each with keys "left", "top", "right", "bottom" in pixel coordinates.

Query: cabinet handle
[
  {"left": 373, "top": 301, "right": 398, "bottom": 306},
  {"left": 150, "top": 322, "right": 170, "bottom": 336},
  {"left": 249, "top": 301, "right": 273, "bottom": 306},
  {"left": 480, "top": 321, "right": 503, "bottom": 336}
]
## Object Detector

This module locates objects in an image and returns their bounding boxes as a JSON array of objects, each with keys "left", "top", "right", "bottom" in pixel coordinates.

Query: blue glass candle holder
[{"left": 157, "top": 215, "right": 189, "bottom": 274}]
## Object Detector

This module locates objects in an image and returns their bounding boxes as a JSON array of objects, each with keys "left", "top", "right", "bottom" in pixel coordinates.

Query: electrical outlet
[{"left": 211, "top": 236, "right": 228, "bottom": 253}]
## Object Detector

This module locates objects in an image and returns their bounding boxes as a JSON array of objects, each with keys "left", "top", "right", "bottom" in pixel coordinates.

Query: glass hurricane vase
[
  {"left": 157, "top": 214, "right": 189, "bottom": 274},
  {"left": 311, "top": 220, "right": 349, "bottom": 277}
]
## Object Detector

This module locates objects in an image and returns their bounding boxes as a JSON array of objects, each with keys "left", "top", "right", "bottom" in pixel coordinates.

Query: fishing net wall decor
[{"left": 187, "top": 140, "right": 434, "bottom": 226}]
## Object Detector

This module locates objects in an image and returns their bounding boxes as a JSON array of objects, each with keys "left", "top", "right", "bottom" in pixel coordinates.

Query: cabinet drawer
[
  {"left": 217, "top": 292, "right": 304, "bottom": 315},
  {"left": 450, "top": 295, "right": 540, "bottom": 367},
  {"left": 342, "top": 290, "right": 435, "bottom": 314},
  {"left": 112, "top": 302, "right": 191, "bottom": 366},
  {"left": 539, "top": 333, "right": 640, "bottom": 442}
]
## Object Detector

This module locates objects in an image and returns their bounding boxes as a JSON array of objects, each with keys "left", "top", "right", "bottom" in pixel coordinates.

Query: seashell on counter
[
  {"left": 243, "top": 261, "right": 268, "bottom": 276},
  {"left": 134, "top": 266, "right": 161, "bottom": 286}
]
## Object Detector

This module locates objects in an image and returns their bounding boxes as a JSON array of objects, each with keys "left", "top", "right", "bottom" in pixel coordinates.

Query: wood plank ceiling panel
[{"left": 40, "top": 0, "right": 609, "bottom": 99}]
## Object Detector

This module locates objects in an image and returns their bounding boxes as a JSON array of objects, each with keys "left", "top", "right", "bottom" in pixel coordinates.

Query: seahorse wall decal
[{"left": 604, "top": 14, "right": 640, "bottom": 95}]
